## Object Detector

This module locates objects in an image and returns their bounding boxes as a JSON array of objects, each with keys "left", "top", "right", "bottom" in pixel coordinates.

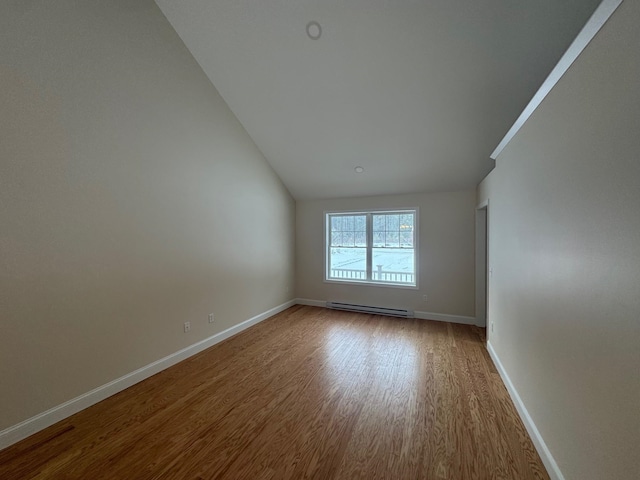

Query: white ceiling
[{"left": 155, "top": 0, "right": 601, "bottom": 200}]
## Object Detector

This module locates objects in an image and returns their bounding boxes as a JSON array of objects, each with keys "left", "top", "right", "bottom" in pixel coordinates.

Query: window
[{"left": 325, "top": 209, "right": 417, "bottom": 287}]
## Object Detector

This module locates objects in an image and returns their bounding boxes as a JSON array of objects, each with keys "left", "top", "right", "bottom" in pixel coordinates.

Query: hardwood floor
[{"left": 0, "top": 305, "right": 549, "bottom": 479}]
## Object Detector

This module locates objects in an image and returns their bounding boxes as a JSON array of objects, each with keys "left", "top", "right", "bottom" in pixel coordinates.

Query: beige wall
[
  {"left": 0, "top": 0, "right": 294, "bottom": 431},
  {"left": 477, "top": 1, "right": 640, "bottom": 478},
  {"left": 296, "top": 191, "right": 476, "bottom": 317}
]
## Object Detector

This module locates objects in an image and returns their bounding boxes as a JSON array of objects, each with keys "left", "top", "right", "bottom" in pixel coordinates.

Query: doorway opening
[{"left": 475, "top": 201, "right": 488, "bottom": 331}]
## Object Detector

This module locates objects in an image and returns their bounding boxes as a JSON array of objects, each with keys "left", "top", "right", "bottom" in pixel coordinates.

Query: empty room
[{"left": 1, "top": 1, "right": 638, "bottom": 479}]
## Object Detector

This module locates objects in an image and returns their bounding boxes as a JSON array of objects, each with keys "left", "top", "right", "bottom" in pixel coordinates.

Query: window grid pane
[{"left": 328, "top": 214, "right": 368, "bottom": 281}]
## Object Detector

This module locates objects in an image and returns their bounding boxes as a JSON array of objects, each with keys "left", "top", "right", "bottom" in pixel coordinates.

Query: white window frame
[{"left": 324, "top": 208, "right": 418, "bottom": 289}]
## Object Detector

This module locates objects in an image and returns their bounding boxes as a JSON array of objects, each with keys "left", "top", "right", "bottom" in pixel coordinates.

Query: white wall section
[
  {"left": 0, "top": 0, "right": 295, "bottom": 433},
  {"left": 477, "top": 0, "right": 640, "bottom": 477},
  {"left": 296, "top": 191, "right": 476, "bottom": 317}
]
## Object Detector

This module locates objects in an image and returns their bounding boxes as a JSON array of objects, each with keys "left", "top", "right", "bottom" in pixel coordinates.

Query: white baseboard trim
[
  {"left": 486, "top": 341, "right": 564, "bottom": 480},
  {"left": 414, "top": 310, "right": 477, "bottom": 325},
  {"left": 295, "top": 298, "right": 326, "bottom": 307},
  {"left": 0, "top": 299, "right": 296, "bottom": 451}
]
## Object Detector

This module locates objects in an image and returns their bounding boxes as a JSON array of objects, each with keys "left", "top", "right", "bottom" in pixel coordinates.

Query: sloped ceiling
[{"left": 155, "top": 0, "right": 601, "bottom": 200}]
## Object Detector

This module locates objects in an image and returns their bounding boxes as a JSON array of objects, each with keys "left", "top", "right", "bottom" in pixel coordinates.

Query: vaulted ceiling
[{"left": 155, "top": 0, "right": 601, "bottom": 200}]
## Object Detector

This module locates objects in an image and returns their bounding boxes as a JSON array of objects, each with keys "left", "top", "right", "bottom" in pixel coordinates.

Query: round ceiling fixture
[
  {"left": 306, "top": 21, "right": 322, "bottom": 40},
  {"left": 354, "top": 166, "right": 364, "bottom": 173}
]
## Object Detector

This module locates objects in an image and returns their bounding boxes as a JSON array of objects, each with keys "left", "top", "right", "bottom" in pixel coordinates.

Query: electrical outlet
[
  {"left": 422, "top": 294, "right": 428, "bottom": 302},
  {"left": 208, "top": 313, "right": 215, "bottom": 324},
  {"left": 184, "top": 322, "right": 191, "bottom": 333}
]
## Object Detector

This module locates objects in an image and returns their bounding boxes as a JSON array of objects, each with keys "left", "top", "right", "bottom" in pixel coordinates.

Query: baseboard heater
[{"left": 325, "top": 301, "right": 414, "bottom": 318}]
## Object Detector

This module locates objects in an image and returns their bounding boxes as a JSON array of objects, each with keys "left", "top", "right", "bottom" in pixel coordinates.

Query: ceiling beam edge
[{"left": 490, "top": 0, "right": 624, "bottom": 161}]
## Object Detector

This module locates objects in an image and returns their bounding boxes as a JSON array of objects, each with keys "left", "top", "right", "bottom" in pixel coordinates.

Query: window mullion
[
  {"left": 326, "top": 214, "right": 332, "bottom": 280},
  {"left": 366, "top": 213, "right": 373, "bottom": 281}
]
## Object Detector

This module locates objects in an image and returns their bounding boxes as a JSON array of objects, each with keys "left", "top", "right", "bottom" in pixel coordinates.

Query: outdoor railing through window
[{"left": 330, "top": 268, "right": 415, "bottom": 284}]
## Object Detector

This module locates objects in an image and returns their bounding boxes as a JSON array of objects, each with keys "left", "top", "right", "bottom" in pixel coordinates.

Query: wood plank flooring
[{"left": 0, "top": 305, "right": 549, "bottom": 479}]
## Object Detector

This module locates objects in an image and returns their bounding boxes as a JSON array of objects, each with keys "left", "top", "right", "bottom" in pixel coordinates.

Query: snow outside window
[{"left": 325, "top": 210, "right": 417, "bottom": 287}]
